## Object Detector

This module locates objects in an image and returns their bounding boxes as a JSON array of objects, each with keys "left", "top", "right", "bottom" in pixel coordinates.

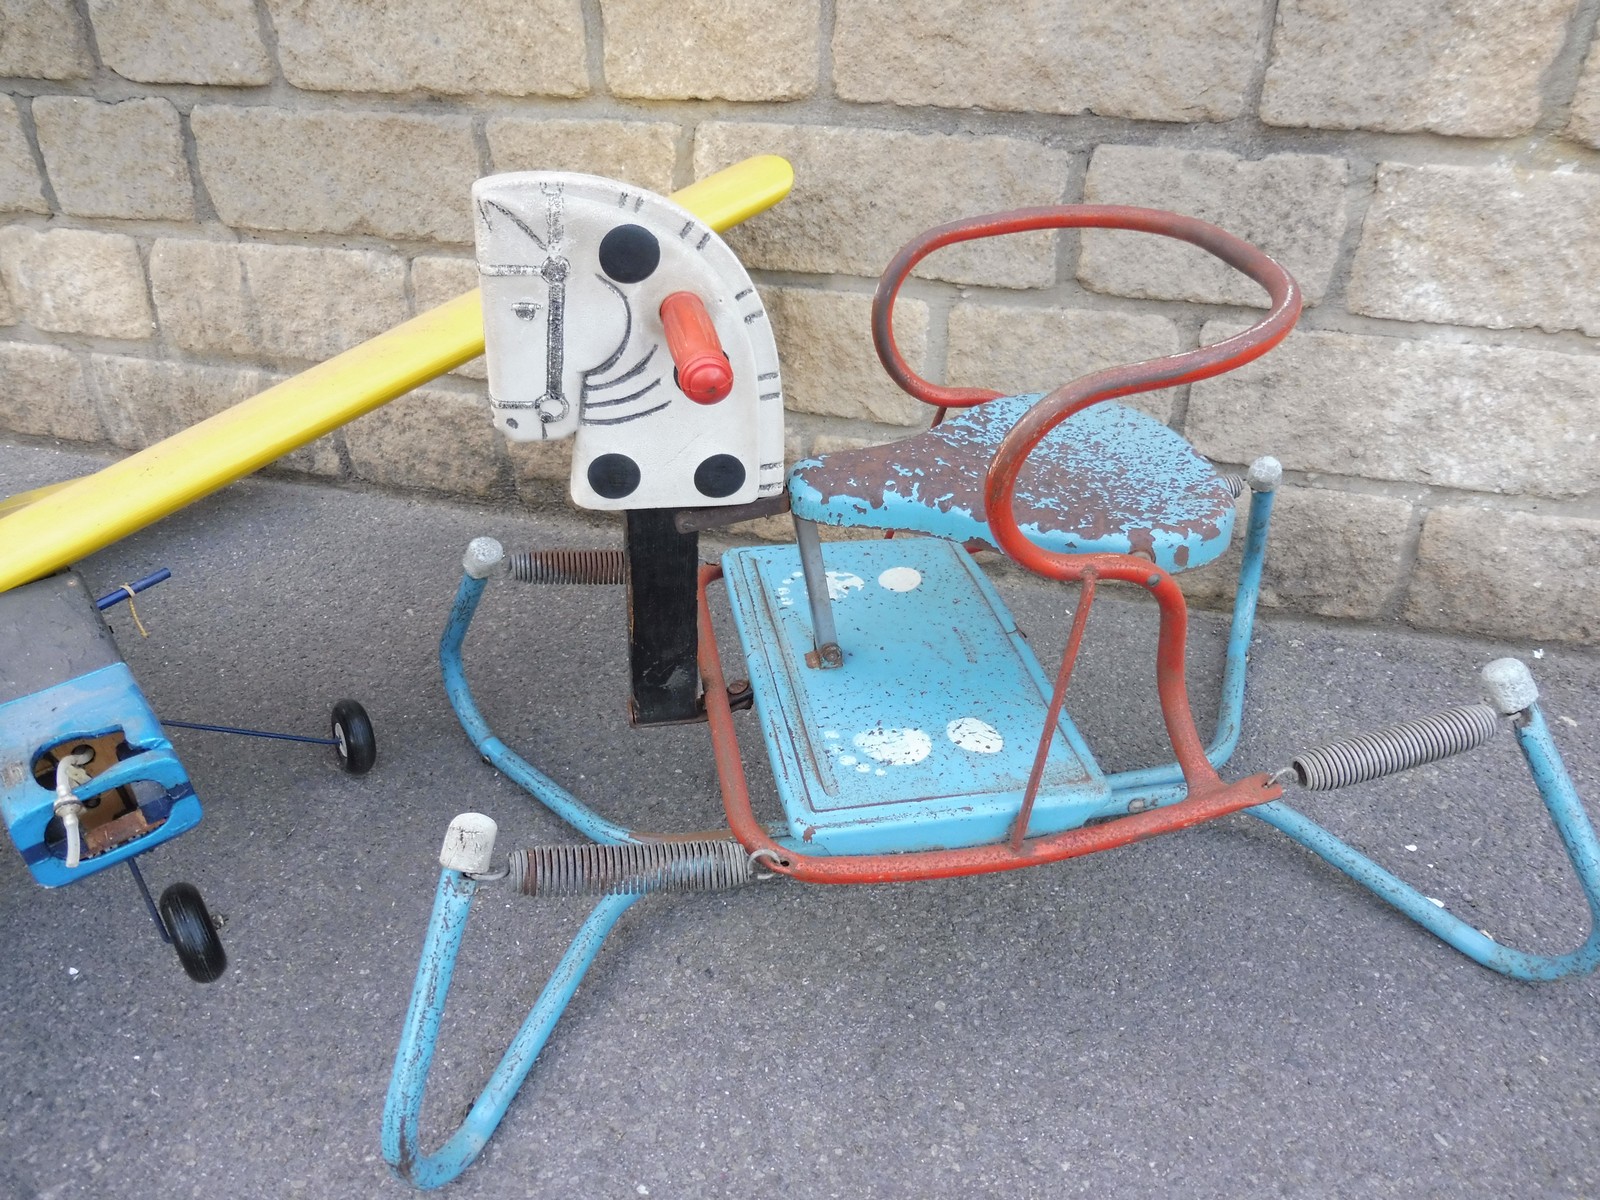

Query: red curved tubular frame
[
  {"left": 971, "top": 211, "right": 1298, "bottom": 807},
  {"left": 871, "top": 205, "right": 1302, "bottom": 413}
]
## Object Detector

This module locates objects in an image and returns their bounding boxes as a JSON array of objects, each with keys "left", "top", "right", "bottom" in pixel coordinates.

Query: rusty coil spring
[
  {"left": 1288, "top": 703, "right": 1502, "bottom": 791},
  {"left": 508, "top": 839, "right": 755, "bottom": 898},
  {"left": 505, "top": 548, "right": 626, "bottom": 585}
]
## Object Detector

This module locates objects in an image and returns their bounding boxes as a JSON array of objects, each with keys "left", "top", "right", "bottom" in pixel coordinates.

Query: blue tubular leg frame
[
  {"left": 439, "top": 573, "right": 636, "bottom": 846},
  {"left": 385, "top": 489, "right": 1600, "bottom": 1191},
  {"left": 1254, "top": 704, "right": 1600, "bottom": 982},
  {"left": 1078, "top": 477, "right": 1600, "bottom": 981},
  {"left": 380, "top": 480, "right": 1279, "bottom": 1187},
  {"left": 382, "top": 571, "right": 647, "bottom": 1189},
  {"left": 383, "top": 871, "right": 637, "bottom": 1189}
]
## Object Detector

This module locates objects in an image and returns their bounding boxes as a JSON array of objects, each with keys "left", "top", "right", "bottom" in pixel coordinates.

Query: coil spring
[
  {"left": 1288, "top": 703, "right": 1502, "bottom": 791},
  {"left": 508, "top": 839, "right": 755, "bottom": 898},
  {"left": 1220, "top": 473, "right": 1247, "bottom": 499},
  {"left": 505, "top": 548, "right": 627, "bottom": 585}
]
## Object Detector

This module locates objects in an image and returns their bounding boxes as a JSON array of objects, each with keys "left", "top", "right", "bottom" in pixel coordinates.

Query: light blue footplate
[{"left": 722, "top": 537, "right": 1111, "bottom": 855}]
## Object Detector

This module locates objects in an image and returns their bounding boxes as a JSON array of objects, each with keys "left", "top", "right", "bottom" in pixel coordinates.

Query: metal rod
[
  {"left": 674, "top": 492, "right": 791, "bottom": 533},
  {"left": 1010, "top": 571, "right": 1097, "bottom": 850},
  {"left": 126, "top": 858, "right": 170, "bottom": 944},
  {"left": 793, "top": 515, "right": 842, "bottom": 666},
  {"left": 96, "top": 569, "right": 172, "bottom": 610},
  {"left": 1252, "top": 705, "right": 1600, "bottom": 982},
  {"left": 1103, "top": 481, "right": 1277, "bottom": 798},
  {"left": 441, "top": 573, "right": 639, "bottom": 845},
  {"left": 161, "top": 719, "right": 338, "bottom": 747}
]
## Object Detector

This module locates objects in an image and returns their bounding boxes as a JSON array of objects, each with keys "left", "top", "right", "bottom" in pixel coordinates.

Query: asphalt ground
[{"left": 2, "top": 436, "right": 1598, "bottom": 1200}]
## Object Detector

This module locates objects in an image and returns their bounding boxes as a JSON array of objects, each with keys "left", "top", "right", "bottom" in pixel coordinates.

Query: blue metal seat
[{"left": 788, "top": 393, "right": 1236, "bottom": 575}]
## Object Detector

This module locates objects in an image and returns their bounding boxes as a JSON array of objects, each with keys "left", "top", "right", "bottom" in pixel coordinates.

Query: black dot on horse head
[
  {"left": 588, "top": 453, "right": 641, "bottom": 499},
  {"left": 598, "top": 224, "right": 661, "bottom": 285},
  {"left": 694, "top": 454, "right": 745, "bottom": 499}
]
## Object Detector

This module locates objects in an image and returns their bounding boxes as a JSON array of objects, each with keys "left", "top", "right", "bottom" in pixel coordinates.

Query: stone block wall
[{"left": 1, "top": 0, "right": 1598, "bottom": 643}]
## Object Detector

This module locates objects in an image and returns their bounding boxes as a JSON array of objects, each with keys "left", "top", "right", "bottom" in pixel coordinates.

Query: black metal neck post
[{"left": 623, "top": 508, "right": 703, "bottom": 725}]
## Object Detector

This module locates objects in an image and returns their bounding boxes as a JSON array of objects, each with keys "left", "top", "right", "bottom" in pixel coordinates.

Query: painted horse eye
[{"left": 598, "top": 224, "right": 661, "bottom": 284}]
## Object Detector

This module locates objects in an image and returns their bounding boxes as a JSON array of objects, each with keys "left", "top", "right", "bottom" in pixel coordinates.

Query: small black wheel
[
  {"left": 331, "top": 699, "right": 377, "bottom": 775},
  {"left": 158, "top": 882, "right": 227, "bottom": 983}
]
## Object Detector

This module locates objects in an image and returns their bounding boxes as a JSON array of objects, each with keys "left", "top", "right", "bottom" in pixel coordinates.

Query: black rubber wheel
[
  {"left": 158, "top": 882, "right": 227, "bottom": 983},
  {"left": 331, "top": 699, "right": 377, "bottom": 775}
]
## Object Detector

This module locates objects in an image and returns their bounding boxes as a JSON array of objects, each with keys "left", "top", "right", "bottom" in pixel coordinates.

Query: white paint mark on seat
[
  {"left": 825, "top": 571, "right": 864, "bottom": 601},
  {"left": 878, "top": 566, "right": 922, "bottom": 592},
  {"left": 947, "top": 717, "right": 1003, "bottom": 754},
  {"left": 853, "top": 726, "right": 932, "bottom": 766},
  {"left": 780, "top": 569, "right": 864, "bottom": 604}
]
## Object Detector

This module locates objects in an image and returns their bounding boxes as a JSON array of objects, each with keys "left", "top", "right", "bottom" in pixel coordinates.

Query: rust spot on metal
[
  {"left": 674, "top": 492, "right": 792, "bottom": 533},
  {"left": 803, "top": 204, "right": 1300, "bottom": 582},
  {"left": 802, "top": 643, "right": 843, "bottom": 670},
  {"left": 725, "top": 678, "right": 754, "bottom": 711}
]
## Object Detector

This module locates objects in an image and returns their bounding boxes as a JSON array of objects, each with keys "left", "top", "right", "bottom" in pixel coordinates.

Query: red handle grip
[{"left": 660, "top": 292, "right": 734, "bottom": 404}]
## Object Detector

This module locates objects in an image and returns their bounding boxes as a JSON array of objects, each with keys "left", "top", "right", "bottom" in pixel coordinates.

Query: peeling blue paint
[{"left": 790, "top": 396, "right": 1234, "bottom": 573}]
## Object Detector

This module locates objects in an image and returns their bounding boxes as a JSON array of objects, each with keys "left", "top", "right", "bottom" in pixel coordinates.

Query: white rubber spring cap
[
  {"left": 440, "top": 812, "right": 498, "bottom": 874},
  {"left": 463, "top": 537, "right": 505, "bottom": 580},
  {"left": 1246, "top": 456, "right": 1283, "bottom": 493},
  {"left": 1482, "top": 658, "right": 1538, "bottom": 716}
]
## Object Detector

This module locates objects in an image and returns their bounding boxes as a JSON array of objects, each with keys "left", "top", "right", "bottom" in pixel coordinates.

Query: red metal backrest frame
[{"left": 872, "top": 205, "right": 1301, "bottom": 417}]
